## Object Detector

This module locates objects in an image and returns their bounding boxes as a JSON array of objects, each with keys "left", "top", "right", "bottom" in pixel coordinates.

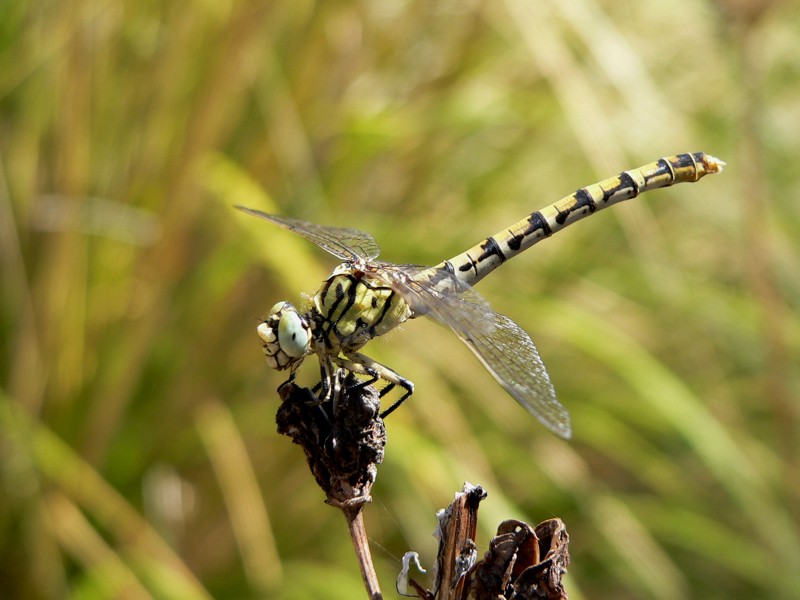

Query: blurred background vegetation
[{"left": 1, "top": 0, "right": 799, "bottom": 598}]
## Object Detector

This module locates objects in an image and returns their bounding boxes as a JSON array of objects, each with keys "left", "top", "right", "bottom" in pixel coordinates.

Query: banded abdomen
[{"left": 439, "top": 152, "right": 724, "bottom": 287}]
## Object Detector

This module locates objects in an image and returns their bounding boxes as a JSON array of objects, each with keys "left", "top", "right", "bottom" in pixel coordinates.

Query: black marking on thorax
[
  {"left": 320, "top": 271, "right": 399, "bottom": 344},
  {"left": 311, "top": 309, "right": 336, "bottom": 350},
  {"left": 316, "top": 275, "right": 354, "bottom": 347},
  {"left": 321, "top": 277, "right": 348, "bottom": 315},
  {"left": 371, "top": 289, "right": 396, "bottom": 334},
  {"left": 339, "top": 278, "right": 360, "bottom": 319}
]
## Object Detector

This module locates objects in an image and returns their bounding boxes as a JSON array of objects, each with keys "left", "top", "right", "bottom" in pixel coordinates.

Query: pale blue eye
[{"left": 278, "top": 311, "right": 310, "bottom": 358}]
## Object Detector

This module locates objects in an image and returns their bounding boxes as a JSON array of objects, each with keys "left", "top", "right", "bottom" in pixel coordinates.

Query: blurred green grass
[{"left": 2, "top": 0, "right": 799, "bottom": 598}]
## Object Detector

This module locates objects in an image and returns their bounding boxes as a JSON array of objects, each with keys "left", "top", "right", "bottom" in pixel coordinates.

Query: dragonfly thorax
[
  {"left": 257, "top": 301, "right": 312, "bottom": 371},
  {"left": 311, "top": 265, "right": 413, "bottom": 353}
]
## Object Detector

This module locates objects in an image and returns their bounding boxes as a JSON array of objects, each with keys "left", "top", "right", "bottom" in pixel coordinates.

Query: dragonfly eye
[
  {"left": 257, "top": 302, "right": 311, "bottom": 370},
  {"left": 278, "top": 309, "right": 311, "bottom": 358}
]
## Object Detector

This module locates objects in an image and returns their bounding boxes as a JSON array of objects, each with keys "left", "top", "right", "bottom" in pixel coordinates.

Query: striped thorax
[
  {"left": 256, "top": 264, "right": 415, "bottom": 375},
  {"left": 312, "top": 263, "right": 414, "bottom": 353}
]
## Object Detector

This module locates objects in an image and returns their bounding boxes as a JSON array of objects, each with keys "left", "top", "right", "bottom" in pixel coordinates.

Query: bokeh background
[{"left": 2, "top": 0, "right": 799, "bottom": 598}]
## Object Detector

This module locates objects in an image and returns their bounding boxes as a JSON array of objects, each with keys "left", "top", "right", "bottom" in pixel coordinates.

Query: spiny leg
[
  {"left": 275, "top": 371, "right": 337, "bottom": 425},
  {"left": 330, "top": 352, "right": 415, "bottom": 418},
  {"left": 315, "top": 355, "right": 344, "bottom": 404},
  {"left": 317, "top": 356, "right": 349, "bottom": 416},
  {"left": 379, "top": 389, "right": 413, "bottom": 419},
  {"left": 277, "top": 361, "right": 335, "bottom": 420},
  {"left": 277, "top": 372, "right": 298, "bottom": 397}
]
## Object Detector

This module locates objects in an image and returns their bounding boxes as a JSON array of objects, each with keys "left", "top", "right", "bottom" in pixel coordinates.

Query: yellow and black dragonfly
[{"left": 238, "top": 152, "right": 723, "bottom": 438}]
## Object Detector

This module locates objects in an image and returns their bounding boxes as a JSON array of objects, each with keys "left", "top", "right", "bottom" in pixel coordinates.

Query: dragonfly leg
[
  {"left": 331, "top": 352, "right": 414, "bottom": 418},
  {"left": 277, "top": 372, "right": 298, "bottom": 397},
  {"left": 316, "top": 356, "right": 343, "bottom": 404},
  {"left": 349, "top": 369, "right": 381, "bottom": 391},
  {"left": 378, "top": 387, "right": 413, "bottom": 419}
]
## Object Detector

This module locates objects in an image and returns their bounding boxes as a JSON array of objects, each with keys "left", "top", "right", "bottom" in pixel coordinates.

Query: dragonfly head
[{"left": 257, "top": 301, "right": 312, "bottom": 371}]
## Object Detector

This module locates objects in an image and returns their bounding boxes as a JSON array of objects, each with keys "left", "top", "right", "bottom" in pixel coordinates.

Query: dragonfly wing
[
  {"left": 379, "top": 264, "right": 496, "bottom": 336},
  {"left": 236, "top": 206, "right": 381, "bottom": 262},
  {"left": 455, "top": 310, "right": 572, "bottom": 439},
  {"left": 382, "top": 265, "right": 572, "bottom": 438}
]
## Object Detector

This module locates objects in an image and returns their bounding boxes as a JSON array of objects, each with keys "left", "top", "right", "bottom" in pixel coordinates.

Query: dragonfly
[{"left": 238, "top": 152, "right": 724, "bottom": 438}]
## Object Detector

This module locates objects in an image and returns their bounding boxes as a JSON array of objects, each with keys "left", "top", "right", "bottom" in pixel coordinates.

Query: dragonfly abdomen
[{"left": 443, "top": 152, "right": 724, "bottom": 286}]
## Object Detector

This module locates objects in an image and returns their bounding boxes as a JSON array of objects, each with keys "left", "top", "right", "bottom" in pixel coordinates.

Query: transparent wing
[
  {"left": 456, "top": 311, "right": 571, "bottom": 439},
  {"left": 380, "top": 264, "right": 572, "bottom": 438},
  {"left": 236, "top": 206, "right": 381, "bottom": 262},
  {"left": 377, "top": 263, "right": 496, "bottom": 336}
]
